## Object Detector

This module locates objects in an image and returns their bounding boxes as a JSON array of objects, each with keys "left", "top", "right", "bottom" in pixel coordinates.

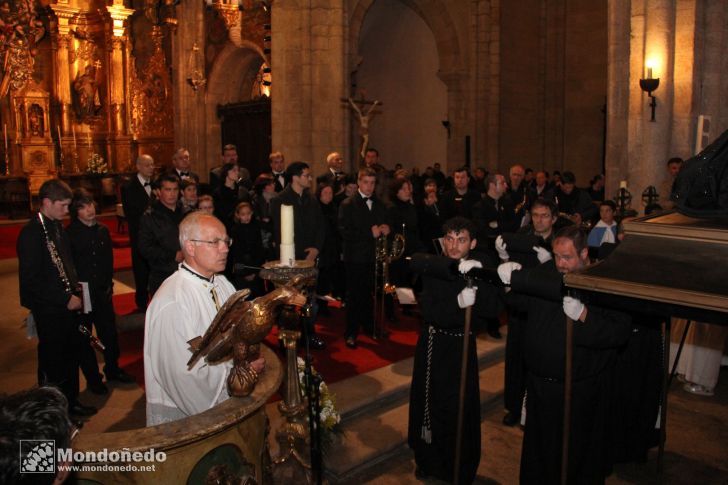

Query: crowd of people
[{"left": 9, "top": 143, "right": 719, "bottom": 485}]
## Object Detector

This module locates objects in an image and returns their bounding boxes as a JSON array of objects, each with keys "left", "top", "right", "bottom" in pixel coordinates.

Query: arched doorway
[
  {"left": 206, "top": 44, "right": 271, "bottom": 180},
  {"left": 349, "top": 0, "right": 463, "bottom": 172}
]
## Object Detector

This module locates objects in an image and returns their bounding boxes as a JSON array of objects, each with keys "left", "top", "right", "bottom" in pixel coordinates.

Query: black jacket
[
  {"left": 18, "top": 215, "right": 78, "bottom": 311},
  {"left": 138, "top": 201, "right": 183, "bottom": 290},
  {"left": 270, "top": 186, "right": 325, "bottom": 260},
  {"left": 338, "top": 192, "right": 387, "bottom": 264},
  {"left": 66, "top": 219, "right": 114, "bottom": 298},
  {"left": 121, "top": 175, "right": 152, "bottom": 241},
  {"left": 439, "top": 188, "right": 482, "bottom": 221}
]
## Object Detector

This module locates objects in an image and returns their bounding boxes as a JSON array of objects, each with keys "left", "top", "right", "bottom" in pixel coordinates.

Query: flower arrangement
[
  {"left": 86, "top": 153, "right": 108, "bottom": 174},
  {"left": 297, "top": 357, "right": 341, "bottom": 449}
]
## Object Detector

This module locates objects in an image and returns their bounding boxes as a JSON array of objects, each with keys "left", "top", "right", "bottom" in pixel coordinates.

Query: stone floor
[{"left": 1, "top": 258, "right": 727, "bottom": 484}]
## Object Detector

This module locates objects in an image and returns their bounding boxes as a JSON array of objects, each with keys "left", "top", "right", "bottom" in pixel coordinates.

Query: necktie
[
  {"left": 363, "top": 196, "right": 372, "bottom": 210},
  {"left": 143, "top": 181, "right": 150, "bottom": 187},
  {"left": 179, "top": 171, "right": 190, "bottom": 177}
]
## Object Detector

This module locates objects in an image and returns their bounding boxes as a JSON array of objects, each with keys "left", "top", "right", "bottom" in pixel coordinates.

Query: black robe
[
  {"left": 407, "top": 252, "right": 501, "bottom": 484},
  {"left": 508, "top": 262, "right": 631, "bottom": 484}
]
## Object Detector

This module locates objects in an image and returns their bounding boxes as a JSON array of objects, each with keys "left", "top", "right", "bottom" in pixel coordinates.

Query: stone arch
[
  {"left": 348, "top": 0, "right": 466, "bottom": 168},
  {"left": 204, "top": 42, "right": 268, "bottom": 174},
  {"left": 348, "top": 0, "right": 463, "bottom": 74}
]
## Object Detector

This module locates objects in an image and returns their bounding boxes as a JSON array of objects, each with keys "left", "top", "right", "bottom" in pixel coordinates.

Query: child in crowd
[
  {"left": 66, "top": 189, "right": 134, "bottom": 394},
  {"left": 180, "top": 178, "right": 198, "bottom": 214},
  {"left": 197, "top": 195, "right": 214, "bottom": 215},
  {"left": 587, "top": 200, "right": 619, "bottom": 259},
  {"left": 252, "top": 174, "right": 276, "bottom": 261},
  {"left": 226, "top": 202, "right": 265, "bottom": 296}
]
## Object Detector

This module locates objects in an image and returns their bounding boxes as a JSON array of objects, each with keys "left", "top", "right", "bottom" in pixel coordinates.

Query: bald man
[
  {"left": 144, "top": 212, "right": 264, "bottom": 425},
  {"left": 122, "top": 154, "right": 155, "bottom": 311}
]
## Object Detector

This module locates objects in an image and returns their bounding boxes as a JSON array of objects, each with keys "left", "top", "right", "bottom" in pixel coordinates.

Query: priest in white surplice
[{"left": 143, "top": 211, "right": 265, "bottom": 426}]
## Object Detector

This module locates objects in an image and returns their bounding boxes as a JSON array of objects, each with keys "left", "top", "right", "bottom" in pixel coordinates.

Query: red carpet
[
  {"left": 0, "top": 214, "right": 131, "bottom": 271},
  {"left": 111, "top": 300, "right": 421, "bottom": 389}
]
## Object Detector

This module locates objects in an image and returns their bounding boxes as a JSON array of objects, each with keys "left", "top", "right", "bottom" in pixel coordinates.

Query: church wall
[
  {"left": 271, "top": 0, "right": 347, "bottom": 178},
  {"left": 606, "top": 0, "right": 728, "bottom": 212},
  {"left": 500, "top": 0, "right": 607, "bottom": 186},
  {"left": 355, "top": 0, "right": 448, "bottom": 171}
]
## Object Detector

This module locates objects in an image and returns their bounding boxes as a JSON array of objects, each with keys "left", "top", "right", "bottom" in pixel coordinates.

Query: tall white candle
[
  {"left": 619, "top": 180, "right": 627, "bottom": 189},
  {"left": 281, "top": 204, "right": 294, "bottom": 245}
]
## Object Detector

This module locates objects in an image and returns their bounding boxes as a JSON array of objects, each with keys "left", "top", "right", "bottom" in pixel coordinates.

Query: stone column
[
  {"left": 272, "top": 1, "right": 346, "bottom": 175},
  {"left": 106, "top": 1, "right": 135, "bottom": 170},
  {"left": 630, "top": 0, "right": 674, "bottom": 202},
  {"left": 604, "top": 0, "right": 631, "bottom": 200},
  {"left": 51, "top": 5, "right": 78, "bottom": 134},
  {"left": 438, "top": 69, "right": 468, "bottom": 171}
]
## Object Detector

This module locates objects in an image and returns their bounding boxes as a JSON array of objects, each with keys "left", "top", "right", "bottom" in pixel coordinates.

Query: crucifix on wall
[{"left": 343, "top": 90, "right": 381, "bottom": 159}]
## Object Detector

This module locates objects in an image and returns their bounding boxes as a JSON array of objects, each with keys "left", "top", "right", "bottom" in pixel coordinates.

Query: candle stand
[{"left": 259, "top": 260, "right": 319, "bottom": 483}]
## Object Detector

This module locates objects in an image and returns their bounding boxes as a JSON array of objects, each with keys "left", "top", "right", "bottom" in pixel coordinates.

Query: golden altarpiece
[{"left": 0, "top": 0, "right": 176, "bottom": 196}]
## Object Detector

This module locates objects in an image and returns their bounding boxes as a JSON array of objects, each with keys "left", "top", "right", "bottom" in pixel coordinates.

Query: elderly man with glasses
[{"left": 143, "top": 211, "right": 264, "bottom": 426}]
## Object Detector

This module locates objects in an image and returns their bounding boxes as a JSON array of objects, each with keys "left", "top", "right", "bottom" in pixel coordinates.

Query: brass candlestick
[{"left": 259, "top": 260, "right": 318, "bottom": 483}]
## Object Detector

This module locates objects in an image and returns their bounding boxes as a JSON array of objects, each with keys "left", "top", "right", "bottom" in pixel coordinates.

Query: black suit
[
  {"left": 18, "top": 214, "right": 84, "bottom": 406},
  {"left": 168, "top": 168, "right": 200, "bottom": 184},
  {"left": 338, "top": 192, "right": 387, "bottom": 339},
  {"left": 439, "top": 188, "right": 482, "bottom": 221},
  {"left": 138, "top": 201, "right": 183, "bottom": 294},
  {"left": 264, "top": 171, "right": 286, "bottom": 193},
  {"left": 121, "top": 175, "right": 152, "bottom": 309}
]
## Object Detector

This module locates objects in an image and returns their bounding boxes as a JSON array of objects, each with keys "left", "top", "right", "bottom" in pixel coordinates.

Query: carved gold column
[
  {"left": 51, "top": 3, "right": 79, "bottom": 134},
  {"left": 106, "top": 0, "right": 135, "bottom": 171}
]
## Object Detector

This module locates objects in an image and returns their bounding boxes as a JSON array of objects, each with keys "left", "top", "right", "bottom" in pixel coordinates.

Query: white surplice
[{"left": 144, "top": 264, "right": 236, "bottom": 426}]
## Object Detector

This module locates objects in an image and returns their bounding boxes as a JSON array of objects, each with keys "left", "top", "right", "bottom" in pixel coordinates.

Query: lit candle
[
  {"left": 647, "top": 67, "right": 653, "bottom": 79},
  {"left": 619, "top": 180, "right": 627, "bottom": 189}
]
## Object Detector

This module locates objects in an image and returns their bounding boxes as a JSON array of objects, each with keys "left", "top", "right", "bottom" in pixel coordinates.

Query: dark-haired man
[
  {"left": 498, "top": 226, "right": 630, "bottom": 484},
  {"left": 440, "top": 167, "right": 482, "bottom": 221},
  {"left": 210, "top": 144, "right": 252, "bottom": 191},
  {"left": 17, "top": 179, "right": 97, "bottom": 417},
  {"left": 0, "top": 387, "right": 75, "bottom": 485},
  {"left": 408, "top": 217, "right": 500, "bottom": 484},
  {"left": 138, "top": 173, "right": 184, "bottom": 295},
  {"left": 270, "top": 161, "right": 326, "bottom": 349},
  {"left": 496, "top": 198, "right": 557, "bottom": 426},
  {"left": 544, "top": 171, "right": 597, "bottom": 226},
  {"left": 67, "top": 189, "right": 134, "bottom": 389}
]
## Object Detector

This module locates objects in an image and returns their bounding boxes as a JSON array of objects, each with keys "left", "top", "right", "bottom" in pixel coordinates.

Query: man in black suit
[
  {"left": 338, "top": 168, "right": 389, "bottom": 348},
  {"left": 316, "top": 151, "right": 348, "bottom": 204},
  {"left": 121, "top": 154, "right": 154, "bottom": 311},
  {"left": 270, "top": 161, "right": 327, "bottom": 350},
  {"left": 17, "top": 179, "right": 97, "bottom": 418},
  {"left": 138, "top": 173, "right": 184, "bottom": 295},
  {"left": 169, "top": 147, "right": 200, "bottom": 183},
  {"left": 439, "top": 166, "right": 482, "bottom": 221},
  {"left": 268, "top": 151, "right": 287, "bottom": 192},
  {"left": 209, "top": 144, "right": 252, "bottom": 192}
]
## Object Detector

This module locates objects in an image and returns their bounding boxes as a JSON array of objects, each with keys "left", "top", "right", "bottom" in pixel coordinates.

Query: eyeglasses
[{"left": 190, "top": 237, "right": 233, "bottom": 248}]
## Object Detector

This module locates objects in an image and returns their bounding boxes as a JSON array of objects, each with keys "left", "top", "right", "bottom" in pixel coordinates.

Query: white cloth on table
[
  {"left": 144, "top": 265, "right": 236, "bottom": 426},
  {"left": 669, "top": 318, "right": 728, "bottom": 390}
]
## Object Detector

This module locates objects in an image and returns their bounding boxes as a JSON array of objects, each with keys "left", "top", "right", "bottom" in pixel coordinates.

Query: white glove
[
  {"left": 457, "top": 287, "right": 477, "bottom": 308},
  {"left": 533, "top": 246, "right": 552, "bottom": 263},
  {"left": 495, "top": 235, "right": 509, "bottom": 260},
  {"left": 458, "top": 259, "right": 483, "bottom": 274},
  {"left": 563, "top": 296, "right": 585, "bottom": 321},
  {"left": 497, "top": 262, "right": 522, "bottom": 285}
]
